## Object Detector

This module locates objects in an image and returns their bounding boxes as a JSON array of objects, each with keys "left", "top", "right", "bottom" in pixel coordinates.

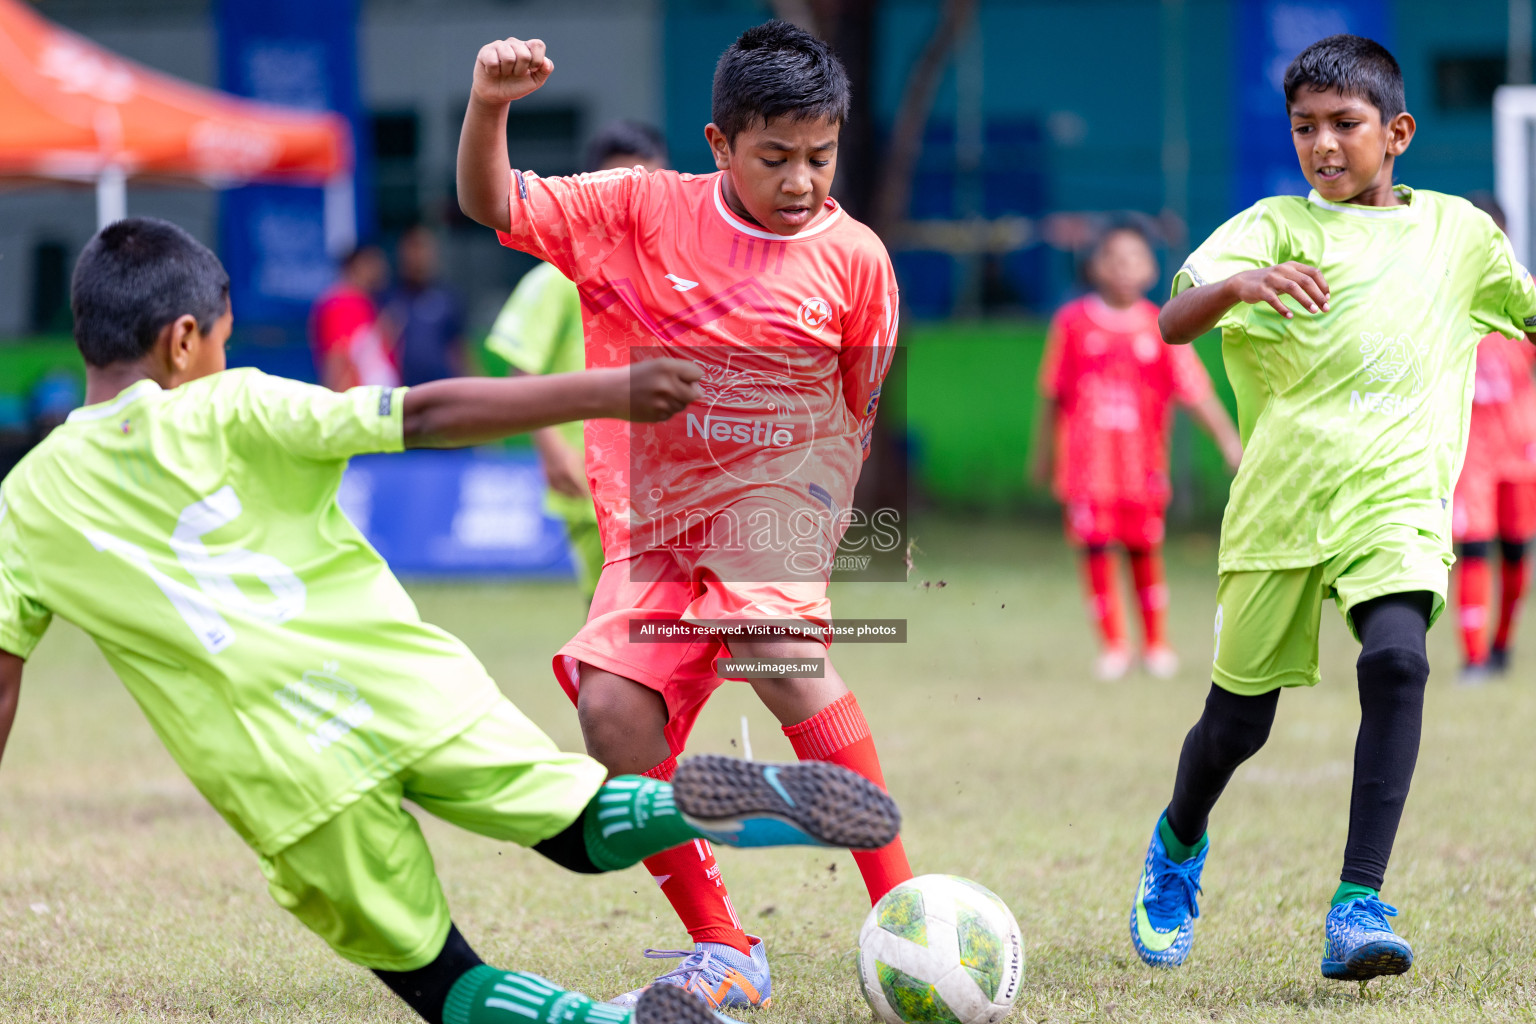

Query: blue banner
[
  {"left": 1234, "top": 0, "right": 1391, "bottom": 209},
  {"left": 340, "top": 450, "right": 575, "bottom": 578},
  {"left": 216, "top": 0, "right": 371, "bottom": 326}
]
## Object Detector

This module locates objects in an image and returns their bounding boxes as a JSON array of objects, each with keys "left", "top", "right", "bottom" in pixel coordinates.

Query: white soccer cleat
[
  {"left": 1143, "top": 645, "right": 1180, "bottom": 679},
  {"left": 1094, "top": 646, "right": 1132, "bottom": 681}
]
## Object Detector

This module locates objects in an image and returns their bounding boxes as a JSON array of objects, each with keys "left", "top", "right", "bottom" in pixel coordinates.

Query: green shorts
[
  {"left": 258, "top": 699, "right": 606, "bottom": 971},
  {"left": 1212, "top": 526, "right": 1448, "bottom": 696}
]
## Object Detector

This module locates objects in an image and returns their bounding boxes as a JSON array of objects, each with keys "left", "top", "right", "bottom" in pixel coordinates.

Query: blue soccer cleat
[
  {"left": 612, "top": 937, "right": 771, "bottom": 1010},
  {"left": 671, "top": 755, "right": 900, "bottom": 851},
  {"left": 1321, "top": 896, "right": 1414, "bottom": 981},
  {"left": 1130, "top": 818, "right": 1207, "bottom": 968}
]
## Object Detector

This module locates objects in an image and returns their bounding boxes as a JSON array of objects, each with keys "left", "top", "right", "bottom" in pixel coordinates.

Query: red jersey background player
[
  {"left": 1453, "top": 193, "right": 1536, "bottom": 682},
  {"left": 457, "top": 21, "right": 909, "bottom": 1011},
  {"left": 1032, "top": 225, "right": 1241, "bottom": 680},
  {"left": 309, "top": 245, "right": 399, "bottom": 392}
]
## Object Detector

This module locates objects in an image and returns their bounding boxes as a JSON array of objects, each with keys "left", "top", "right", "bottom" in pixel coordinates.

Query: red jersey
[
  {"left": 1463, "top": 331, "right": 1536, "bottom": 483},
  {"left": 1038, "top": 295, "right": 1213, "bottom": 507},
  {"left": 309, "top": 284, "right": 399, "bottom": 390},
  {"left": 495, "top": 168, "right": 899, "bottom": 566}
]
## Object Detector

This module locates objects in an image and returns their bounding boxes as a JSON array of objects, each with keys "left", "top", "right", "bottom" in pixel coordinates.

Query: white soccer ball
[{"left": 857, "top": 874, "right": 1024, "bottom": 1024}]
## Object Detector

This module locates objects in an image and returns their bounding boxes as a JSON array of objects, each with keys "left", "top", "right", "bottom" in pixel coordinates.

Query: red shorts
[
  {"left": 1452, "top": 475, "right": 1536, "bottom": 543},
  {"left": 1064, "top": 500, "right": 1166, "bottom": 550},
  {"left": 554, "top": 547, "right": 832, "bottom": 756}
]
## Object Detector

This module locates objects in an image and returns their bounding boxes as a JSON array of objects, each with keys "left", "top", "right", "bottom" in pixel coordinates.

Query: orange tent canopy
[{"left": 0, "top": 0, "right": 350, "bottom": 184}]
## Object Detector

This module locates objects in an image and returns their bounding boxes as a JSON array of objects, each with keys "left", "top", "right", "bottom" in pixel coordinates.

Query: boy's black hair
[
  {"left": 1090, "top": 219, "right": 1155, "bottom": 261},
  {"left": 585, "top": 120, "right": 668, "bottom": 172},
  {"left": 711, "top": 20, "right": 851, "bottom": 144},
  {"left": 340, "top": 243, "right": 384, "bottom": 270},
  {"left": 71, "top": 218, "right": 229, "bottom": 368},
  {"left": 1283, "top": 34, "right": 1404, "bottom": 122}
]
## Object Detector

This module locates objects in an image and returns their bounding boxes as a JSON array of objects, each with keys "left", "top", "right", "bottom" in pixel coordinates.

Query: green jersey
[
  {"left": 486, "top": 261, "right": 594, "bottom": 523},
  {"left": 0, "top": 370, "right": 501, "bottom": 855},
  {"left": 1174, "top": 186, "right": 1536, "bottom": 572}
]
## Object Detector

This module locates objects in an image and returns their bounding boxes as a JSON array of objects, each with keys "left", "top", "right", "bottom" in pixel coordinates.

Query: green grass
[{"left": 2, "top": 519, "right": 1534, "bottom": 1022}]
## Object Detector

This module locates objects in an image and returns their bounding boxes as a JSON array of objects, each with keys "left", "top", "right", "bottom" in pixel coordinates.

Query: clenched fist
[
  {"left": 471, "top": 37, "right": 554, "bottom": 106},
  {"left": 621, "top": 359, "right": 704, "bottom": 423}
]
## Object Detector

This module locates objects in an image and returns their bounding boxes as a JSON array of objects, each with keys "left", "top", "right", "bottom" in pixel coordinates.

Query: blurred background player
[
  {"left": 1452, "top": 194, "right": 1536, "bottom": 684},
  {"left": 310, "top": 244, "right": 399, "bottom": 392},
  {"left": 485, "top": 121, "right": 670, "bottom": 602},
  {"left": 382, "top": 225, "right": 468, "bottom": 386},
  {"left": 1032, "top": 224, "right": 1241, "bottom": 680},
  {"left": 456, "top": 22, "right": 911, "bottom": 1011}
]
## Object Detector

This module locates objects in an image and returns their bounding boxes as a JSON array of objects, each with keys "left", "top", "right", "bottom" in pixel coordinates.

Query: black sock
[
  {"left": 531, "top": 813, "right": 602, "bottom": 874},
  {"left": 1342, "top": 592, "right": 1431, "bottom": 890},
  {"left": 374, "top": 923, "right": 484, "bottom": 1024},
  {"left": 1165, "top": 683, "right": 1279, "bottom": 847}
]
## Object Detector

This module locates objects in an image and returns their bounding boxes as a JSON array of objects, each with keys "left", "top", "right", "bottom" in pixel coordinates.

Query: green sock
[
  {"left": 1331, "top": 881, "right": 1379, "bottom": 907},
  {"left": 581, "top": 775, "right": 701, "bottom": 872},
  {"left": 444, "top": 966, "right": 632, "bottom": 1024},
  {"left": 1157, "top": 813, "right": 1208, "bottom": 864}
]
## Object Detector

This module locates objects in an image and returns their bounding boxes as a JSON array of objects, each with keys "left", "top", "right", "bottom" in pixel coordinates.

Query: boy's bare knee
[{"left": 575, "top": 666, "right": 671, "bottom": 773}]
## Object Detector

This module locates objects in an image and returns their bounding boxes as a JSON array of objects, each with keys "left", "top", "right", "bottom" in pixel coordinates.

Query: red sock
[
  {"left": 639, "top": 756, "right": 750, "bottom": 953},
  {"left": 1494, "top": 548, "right": 1530, "bottom": 652},
  {"left": 1083, "top": 548, "right": 1126, "bottom": 649},
  {"left": 1458, "top": 555, "right": 1491, "bottom": 665},
  {"left": 782, "top": 693, "right": 913, "bottom": 904},
  {"left": 1128, "top": 547, "right": 1168, "bottom": 649}
]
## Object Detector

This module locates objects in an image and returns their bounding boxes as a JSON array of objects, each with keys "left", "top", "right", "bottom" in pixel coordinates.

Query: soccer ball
[{"left": 857, "top": 874, "right": 1024, "bottom": 1024}]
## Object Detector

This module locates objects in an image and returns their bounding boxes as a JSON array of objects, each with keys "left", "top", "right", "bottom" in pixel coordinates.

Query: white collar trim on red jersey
[
  {"left": 712, "top": 176, "right": 843, "bottom": 241},
  {"left": 67, "top": 378, "right": 163, "bottom": 423}
]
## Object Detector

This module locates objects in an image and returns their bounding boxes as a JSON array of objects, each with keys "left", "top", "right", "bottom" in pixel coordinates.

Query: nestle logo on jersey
[
  {"left": 686, "top": 412, "right": 796, "bottom": 447},
  {"left": 1350, "top": 390, "right": 1418, "bottom": 417}
]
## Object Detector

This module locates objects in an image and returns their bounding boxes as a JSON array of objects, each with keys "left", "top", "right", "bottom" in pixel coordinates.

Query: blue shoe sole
[
  {"left": 673, "top": 755, "right": 901, "bottom": 850},
  {"left": 1321, "top": 940, "right": 1413, "bottom": 980}
]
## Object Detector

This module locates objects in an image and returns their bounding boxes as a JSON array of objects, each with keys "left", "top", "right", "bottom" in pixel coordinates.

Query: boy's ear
[
  {"left": 158, "top": 314, "right": 202, "bottom": 373},
  {"left": 1386, "top": 111, "right": 1415, "bottom": 156},
  {"left": 704, "top": 123, "right": 732, "bottom": 171}
]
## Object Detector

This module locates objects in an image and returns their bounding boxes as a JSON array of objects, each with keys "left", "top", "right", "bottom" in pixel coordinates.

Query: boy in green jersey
[
  {"left": 0, "top": 218, "right": 902, "bottom": 1024},
  {"left": 1128, "top": 35, "right": 1536, "bottom": 980}
]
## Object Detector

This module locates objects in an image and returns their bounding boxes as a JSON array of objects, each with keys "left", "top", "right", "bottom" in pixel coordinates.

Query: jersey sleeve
[
  {"left": 228, "top": 372, "right": 408, "bottom": 462},
  {"left": 1169, "top": 342, "right": 1216, "bottom": 405},
  {"left": 838, "top": 255, "right": 901, "bottom": 460},
  {"left": 0, "top": 496, "right": 51, "bottom": 659},
  {"left": 486, "top": 263, "right": 580, "bottom": 375},
  {"left": 1471, "top": 224, "right": 1536, "bottom": 340},
  {"left": 1038, "top": 312, "right": 1069, "bottom": 400},
  {"left": 494, "top": 167, "right": 649, "bottom": 283},
  {"left": 1172, "top": 203, "right": 1284, "bottom": 331}
]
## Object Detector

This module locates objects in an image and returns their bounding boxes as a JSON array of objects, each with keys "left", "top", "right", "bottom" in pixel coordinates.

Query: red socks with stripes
[
  {"left": 782, "top": 692, "right": 913, "bottom": 903},
  {"left": 638, "top": 755, "right": 750, "bottom": 953},
  {"left": 1128, "top": 548, "right": 1168, "bottom": 649},
  {"left": 1083, "top": 547, "right": 1126, "bottom": 650},
  {"left": 1458, "top": 554, "right": 1491, "bottom": 665}
]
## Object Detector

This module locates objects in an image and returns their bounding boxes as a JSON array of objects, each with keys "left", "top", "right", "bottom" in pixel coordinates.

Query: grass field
[{"left": 2, "top": 519, "right": 1534, "bottom": 1023}]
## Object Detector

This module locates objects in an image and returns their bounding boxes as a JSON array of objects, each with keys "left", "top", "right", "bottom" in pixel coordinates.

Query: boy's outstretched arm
[
  {"left": 457, "top": 36, "right": 553, "bottom": 231},
  {"left": 1160, "top": 263, "right": 1331, "bottom": 344},
  {"left": 0, "top": 651, "right": 22, "bottom": 772},
  {"left": 403, "top": 359, "right": 701, "bottom": 449},
  {"left": 1186, "top": 394, "right": 1243, "bottom": 473}
]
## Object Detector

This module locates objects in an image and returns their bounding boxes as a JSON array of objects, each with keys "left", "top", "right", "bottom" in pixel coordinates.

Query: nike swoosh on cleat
[
  {"left": 1135, "top": 897, "right": 1182, "bottom": 953},
  {"left": 761, "top": 766, "right": 795, "bottom": 807}
]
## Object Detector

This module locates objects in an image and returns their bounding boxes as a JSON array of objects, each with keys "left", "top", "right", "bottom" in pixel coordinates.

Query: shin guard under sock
[
  {"left": 1128, "top": 547, "right": 1169, "bottom": 649},
  {"left": 638, "top": 756, "right": 750, "bottom": 953},
  {"left": 1083, "top": 547, "right": 1126, "bottom": 649},
  {"left": 783, "top": 692, "right": 913, "bottom": 902},
  {"left": 1457, "top": 553, "right": 1491, "bottom": 664}
]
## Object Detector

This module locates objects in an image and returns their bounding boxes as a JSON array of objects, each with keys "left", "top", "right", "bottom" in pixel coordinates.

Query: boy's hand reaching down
[{"left": 472, "top": 37, "right": 553, "bottom": 106}]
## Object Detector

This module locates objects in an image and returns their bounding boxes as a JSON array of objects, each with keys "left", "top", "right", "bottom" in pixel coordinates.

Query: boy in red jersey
[
  {"left": 1453, "top": 197, "right": 1536, "bottom": 683},
  {"left": 1033, "top": 225, "right": 1242, "bottom": 680},
  {"left": 457, "top": 21, "right": 910, "bottom": 1010}
]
